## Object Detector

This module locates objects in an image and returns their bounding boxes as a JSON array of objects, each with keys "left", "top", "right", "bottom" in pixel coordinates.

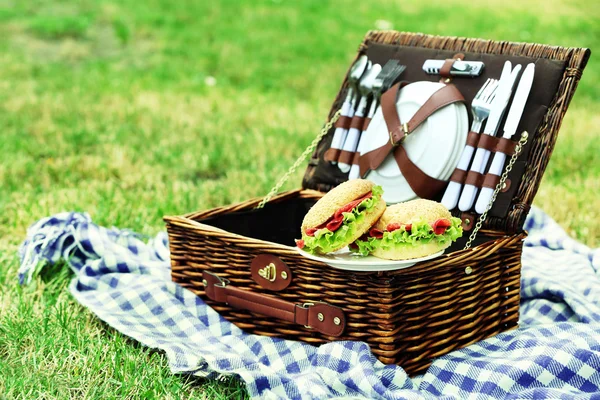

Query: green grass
[{"left": 0, "top": 0, "right": 598, "bottom": 398}]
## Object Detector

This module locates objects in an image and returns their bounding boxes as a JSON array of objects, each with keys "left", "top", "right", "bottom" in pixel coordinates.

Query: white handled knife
[
  {"left": 458, "top": 61, "right": 522, "bottom": 212},
  {"left": 474, "top": 63, "right": 535, "bottom": 213}
]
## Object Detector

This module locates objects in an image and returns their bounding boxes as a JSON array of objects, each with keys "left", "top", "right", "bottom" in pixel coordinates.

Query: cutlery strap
[
  {"left": 439, "top": 53, "right": 465, "bottom": 82},
  {"left": 476, "top": 135, "right": 518, "bottom": 155},
  {"left": 448, "top": 133, "right": 517, "bottom": 185},
  {"left": 358, "top": 82, "right": 465, "bottom": 198},
  {"left": 334, "top": 115, "right": 352, "bottom": 129},
  {"left": 482, "top": 174, "right": 512, "bottom": 191}
]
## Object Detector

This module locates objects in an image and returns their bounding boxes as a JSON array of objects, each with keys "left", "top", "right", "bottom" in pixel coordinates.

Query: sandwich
[
  {"left": 296, "top": 179, "right": 386, "bottom": 254},
  {"left": 352, "top": 199, "right": 463, "bottom": 260}
]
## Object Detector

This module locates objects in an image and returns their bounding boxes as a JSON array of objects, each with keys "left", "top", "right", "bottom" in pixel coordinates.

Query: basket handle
[{"left": 202, "top": 272, "right": 346, "bottom": 337}]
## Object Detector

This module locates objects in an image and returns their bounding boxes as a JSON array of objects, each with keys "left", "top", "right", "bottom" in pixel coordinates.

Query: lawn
[{"left": 0, "top": 0, "right": 598, "bottom": 398}]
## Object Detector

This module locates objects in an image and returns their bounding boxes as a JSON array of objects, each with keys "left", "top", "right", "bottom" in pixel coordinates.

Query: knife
[
  {"left": 458, "top": 61, "right": 522, "bottom": 212},
  {"left": 422, "top": 60, "right": 485, "bottom": 77},
  {"left": 474, "top": 63, "right": 535, "bottom": 213}
]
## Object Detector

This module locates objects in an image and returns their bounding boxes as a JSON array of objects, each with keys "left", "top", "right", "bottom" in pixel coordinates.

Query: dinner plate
[
  {"left": 440, "top": 102, "right": 468, "bottom": 180},
  {"left": 296, "top": 247, "right": 444, "bottom": 272},
  {"left": 361, "top": 82, "right": 468, "bottom": 203}
]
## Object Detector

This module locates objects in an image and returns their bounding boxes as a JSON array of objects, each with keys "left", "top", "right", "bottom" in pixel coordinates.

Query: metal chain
[
  {"left": 256, "top": 109, "right": 342, "bottom": 209},
  {"left": 463, "top": 131, "right": 529, "bottom": 250}
]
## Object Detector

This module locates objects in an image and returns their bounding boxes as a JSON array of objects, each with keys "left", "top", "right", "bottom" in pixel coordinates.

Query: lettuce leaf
[
  {"left": 353, "top": 217, "right": 463, "bottom": 256},
  {"left": 301, "top": 186, "right": 383, "bottom": 254}
]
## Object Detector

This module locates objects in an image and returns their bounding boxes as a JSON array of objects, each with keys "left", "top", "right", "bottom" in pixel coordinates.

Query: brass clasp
[
  {"left": 258, "top": 263, "right": 277, "bottom": 282},
  {"left": 389, "top": 123, "right": 409, "bottom": 146}
]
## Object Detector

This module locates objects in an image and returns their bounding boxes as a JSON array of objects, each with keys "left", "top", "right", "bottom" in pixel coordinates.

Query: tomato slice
[
  {"left": 310, "top": 192, "right": 373, "bottom": 233},
  {"left": 295, "top": 239, "right": 305, "bottom": 249},
  {"left": 326, "top": 215, "right": 344, "bottom": 232},
  {"left": 432, "top": 219, "right": 451, "bottom": 235},
  {"left": 305, "top": 227, "right": 318, "bottom": 237},
  {"left": 369, "top": 228, "right": 384, "bottom": 239},
  {"left": 386, "top": 223, "right": 401, "bottom": 232}
]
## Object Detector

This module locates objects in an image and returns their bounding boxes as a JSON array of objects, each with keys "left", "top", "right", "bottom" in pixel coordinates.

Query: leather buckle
[{"left": 389, "top": 123, "right": 409, "bottom": 146}]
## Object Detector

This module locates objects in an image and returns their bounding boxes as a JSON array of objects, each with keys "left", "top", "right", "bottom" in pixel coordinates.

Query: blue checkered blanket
[{"left": 18, "top": 207, "right": 600, "bottom": 399}]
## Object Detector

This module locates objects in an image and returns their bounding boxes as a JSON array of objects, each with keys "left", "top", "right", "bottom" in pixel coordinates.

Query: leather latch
[
  {"left": 202, "top": 271, "right": 345, "bottom": 337},
  {"left": 251, "top": 254, "right": 292, "bottom": 291}
]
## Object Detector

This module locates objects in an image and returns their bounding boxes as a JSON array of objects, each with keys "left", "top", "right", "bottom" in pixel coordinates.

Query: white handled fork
[{"left": 441, "top": 78, "right": 499, "bottom": 210}]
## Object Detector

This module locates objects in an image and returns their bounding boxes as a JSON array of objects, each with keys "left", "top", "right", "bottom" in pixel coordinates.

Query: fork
[{"left": 441, "top": 78, "right": 499, "bottom": 210}]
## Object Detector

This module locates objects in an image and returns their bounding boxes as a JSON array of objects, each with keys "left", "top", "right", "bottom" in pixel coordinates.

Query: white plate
[
  {"left": 440, "top": 102, "right": 468, "bottom": 180},
  {"left": 361, "top": 82, "right": 468, "bottom": 203},
  {"left": 296, "top": 247, "right": 444, "bottom": 272}
]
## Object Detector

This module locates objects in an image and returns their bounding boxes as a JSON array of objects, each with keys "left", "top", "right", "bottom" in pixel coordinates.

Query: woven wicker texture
[
  {"left": 167, "top": 190, "right": 523, "bottom": 376},
  {"left": 165, "top": 32, "right": 589, "bottom": 376}
]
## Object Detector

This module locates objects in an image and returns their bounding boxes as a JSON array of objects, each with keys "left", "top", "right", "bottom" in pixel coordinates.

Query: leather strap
[
  {"left": 203, "top": 272, "right": 346, "bottom": 337},
  {"left": 496, "top": 137, "right": 517, "bottom": 155},
  {"left": 440, "top": 59, "right": 455, "bottom": 78},
  {"left": 323, "top": 148, "right": 340, "bottom": 162},
  {"left": 482, "top": 173, "right": 501, "bottom": 189},
  {"left": 393, "top": 145, "right": 447, "bottom": 199},
  {"left": 476, "top": 135, "right": 518, "bottom": 155},
  {"left": 334, "top": 115, "right": 352, "bottom": 130},
  {"left": 439, "top": 53, "right": 464, "bottom": 82},
  {"left": 350, "top": 116, "right": 365, "bottom": 130},
  {"left": 352, "top": 152, "right": 361, "bottom": 166},
  {"left": 362, "top": 117, "right": 372, "bottom": 131},
  {"left": 482, "top": 174, "right": 512, "bottom": 191},
  {"left": 466, "top": 131, "right": 480, "bottom": 147},
  {"left": 338, "top": 150, "right": 355, "bottom": 165},
  {"left": 449, "top": 168, "right": 468, "bottom": 184},
  {"left": 477, "top": 134, "right": 499, "bottom": 152},
  {"left": 358, "top": 83, "right": 465, "bottom": 176},
  {"left": 465, "top": 171, "right": 485, "bottom": 188}
]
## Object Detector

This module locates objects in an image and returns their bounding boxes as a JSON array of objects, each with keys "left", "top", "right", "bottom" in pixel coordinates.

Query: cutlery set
[
  {"left": 327, "top": 57, "right": 406, "bottom": 174},
  {"left": 326, "top": 55, "right": 536, "bottom": 215},
  {"left": 446, "top": 61, "right": 535, "bottom": 214}
]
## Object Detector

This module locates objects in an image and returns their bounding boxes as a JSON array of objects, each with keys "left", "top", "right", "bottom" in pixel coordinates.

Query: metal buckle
[
  {"left": 301, "top": 303, "right": 314, "bottom": 328},
  {"left": 217, "top": 277, "right": 230, "bottom": 288},
  {"left": 389, "top": 123, "right": 409, "bottom": 146},
  {"left": 209, "top": 272, "right": 230, "bottom": 288}
]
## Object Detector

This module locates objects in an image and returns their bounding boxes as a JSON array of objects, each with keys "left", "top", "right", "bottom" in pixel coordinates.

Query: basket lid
[{"left": 302, "top": 31, "right": 590, "bottom": 234}]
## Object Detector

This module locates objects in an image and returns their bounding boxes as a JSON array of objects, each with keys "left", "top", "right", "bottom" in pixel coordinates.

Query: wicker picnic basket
[{"left": 165, "top": 31, "right": 590, "bottom": 376}]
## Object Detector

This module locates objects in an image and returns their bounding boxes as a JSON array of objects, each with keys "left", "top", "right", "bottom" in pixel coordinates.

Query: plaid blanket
[{"left": 18, "top": 207, "right": 600, "bottom": 399}]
